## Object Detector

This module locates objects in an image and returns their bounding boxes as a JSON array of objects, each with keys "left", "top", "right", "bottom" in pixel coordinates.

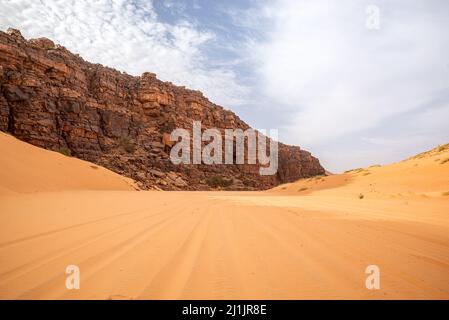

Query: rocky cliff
[{"left": 0, "top": 28, "right": 325, "bottom": 190}]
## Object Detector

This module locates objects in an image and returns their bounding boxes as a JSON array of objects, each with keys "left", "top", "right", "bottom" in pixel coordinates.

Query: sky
[{"left": 1, "top": 0, "right": 448, "bottom": 172}]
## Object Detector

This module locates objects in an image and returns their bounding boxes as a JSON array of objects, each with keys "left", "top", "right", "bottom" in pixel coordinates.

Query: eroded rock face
[{"left": 0, "top": 29, "right": 325, "bottom": 190}]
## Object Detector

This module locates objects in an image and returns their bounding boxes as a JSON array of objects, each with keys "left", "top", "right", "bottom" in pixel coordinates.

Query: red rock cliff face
[{"left": 0, "top": 29, "right": 325, "bottom": 190}]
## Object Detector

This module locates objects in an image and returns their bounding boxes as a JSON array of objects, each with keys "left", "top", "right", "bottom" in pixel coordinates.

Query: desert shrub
[
  {"left": 58, "top": 147, "right": 72, "bottom": 157},
  {"left": 358, "top": 193, "right": 364, "bottom": 199},
  {"left": 345, "top": 168, "right": 364, "bottom": 173},
  {"left": 437, "top": 144, "right": 449, "bottom": 152},
  {"left": 120, "top": 137, "right": 136, "bottom": 153},
  {"left": 206, "top": 176, "right": 233, "bottom": 188}
]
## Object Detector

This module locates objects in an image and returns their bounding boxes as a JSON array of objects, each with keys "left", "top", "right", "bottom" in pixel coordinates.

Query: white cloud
[
  {"left": 0, "top": 0, "right": 248, "bottom": 106},
  {"left": 251, "top": 0, "right": 448, "bottom": 142},
  {"left": 1, "top": 0, "right": 448, "bottom": 172},
  {"left": 240, "top": 0, "right": 449, "bottom": 171}
]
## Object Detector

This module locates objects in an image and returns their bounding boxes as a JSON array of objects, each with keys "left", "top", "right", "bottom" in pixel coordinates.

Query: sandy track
[
  {"left": 1, "top": 191, "right": 448, "bottom": 299},
  {"left": 0, "top": 135, "right": 448, "bottom": 299}
]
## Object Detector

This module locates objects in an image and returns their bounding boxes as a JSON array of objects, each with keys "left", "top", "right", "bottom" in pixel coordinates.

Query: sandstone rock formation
[{"left": 0, "top": 28, "right": 325, "bottom": 190}]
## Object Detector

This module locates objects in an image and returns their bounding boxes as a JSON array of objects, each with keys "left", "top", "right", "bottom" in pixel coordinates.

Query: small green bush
[
  {"left": 206, "top": 176, "right": 233, "bottom": 189},
  {"left": 345, "top": 168, "right": 364, "bottom": 173},
  {"left": 437, "top": 144, "right": 449, "bottom": 152},
  {"left": 58, "top": 147, "right": 72, "bottom": 157},
  {"left": 120, "top": 137, "right": 136, "bottom": 153}
]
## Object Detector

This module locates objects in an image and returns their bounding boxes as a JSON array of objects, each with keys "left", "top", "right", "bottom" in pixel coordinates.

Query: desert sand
[
  {"left": 0, "top": 132, "right": 137, "bottom": 195},
  {"left": 0, "top": 133, "right": 448, "bottom": 299}
]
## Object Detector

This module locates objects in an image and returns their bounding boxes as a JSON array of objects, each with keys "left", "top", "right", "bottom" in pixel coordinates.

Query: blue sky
[{"left": 1, "top": 0, "right": 448, "bottom": 172}]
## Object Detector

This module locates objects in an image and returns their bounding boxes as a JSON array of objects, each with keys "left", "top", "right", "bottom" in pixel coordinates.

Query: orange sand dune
[
  {"left": 0, "top": 132, "right": 137, "bottom": 195},
  {"left": 271, "top": 143, "right": 449, "bottom": 199},
  {"left": 0, "top": 137, "right": 448, "bottom": 299}
]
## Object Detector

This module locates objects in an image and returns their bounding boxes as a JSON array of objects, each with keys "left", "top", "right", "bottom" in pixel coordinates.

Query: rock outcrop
[{"left": 0, "top": 28, "right": 325, "bottom": 190}]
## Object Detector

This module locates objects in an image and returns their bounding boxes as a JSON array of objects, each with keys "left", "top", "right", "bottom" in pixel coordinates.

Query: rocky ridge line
[{"left": 0, "top": 28, "right": 325, "bottom": 190}]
